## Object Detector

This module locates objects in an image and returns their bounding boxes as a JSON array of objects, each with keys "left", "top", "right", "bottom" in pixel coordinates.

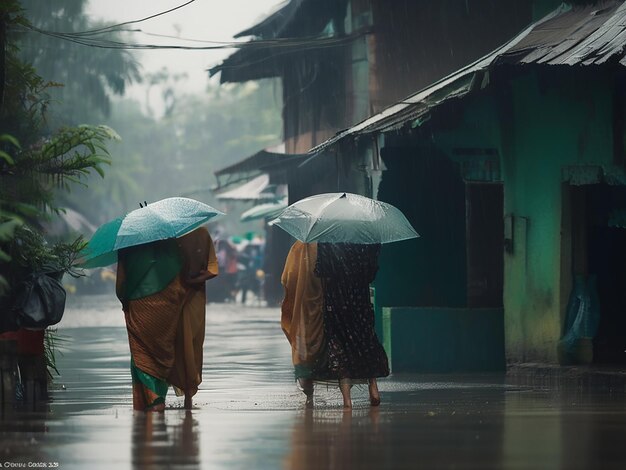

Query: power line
[
  {"left": 9, "top": 0, "right": 368, "bottom": 73},
  {"left": 15, "top": 23, "right": 364, "bottom": 53},
  {"left": 67, "top": 0, "right": 198, "bottom": 36}
]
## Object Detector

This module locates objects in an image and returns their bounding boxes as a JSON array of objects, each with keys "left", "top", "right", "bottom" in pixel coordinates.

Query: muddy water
[{"left": 2, "top": 295, "right": 626, "bottom": 469}]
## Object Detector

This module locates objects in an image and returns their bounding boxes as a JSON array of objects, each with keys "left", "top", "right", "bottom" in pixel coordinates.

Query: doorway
[
  {"left": 466, "top": 183, "right": 504, "bottom": 308},
  {"left": 566, "top": 184, "right": 626, "bottom": 365}
]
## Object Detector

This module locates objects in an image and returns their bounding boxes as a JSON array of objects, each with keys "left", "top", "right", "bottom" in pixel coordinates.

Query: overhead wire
[
  {"left": 9, "top": 0, "right": 368, "bottom": 71},
  {"left": 63, "top": 0, "right": 198, "bottom": 36},
  {"left": 17, "top": 22, "right": 363, "bottom": 52}
]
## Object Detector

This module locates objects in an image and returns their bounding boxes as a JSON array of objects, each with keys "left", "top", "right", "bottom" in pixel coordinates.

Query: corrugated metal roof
[
  {"left": 497, "top": 1, "right": 626, "bottom": 66},
  {"left": 311, "top": 1, "right": 626, "bottom": 154}
]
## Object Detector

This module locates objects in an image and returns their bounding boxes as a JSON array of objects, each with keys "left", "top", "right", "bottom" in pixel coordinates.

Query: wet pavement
[{"left": 2, "top": 294, "right": 626, "bottom": 469}]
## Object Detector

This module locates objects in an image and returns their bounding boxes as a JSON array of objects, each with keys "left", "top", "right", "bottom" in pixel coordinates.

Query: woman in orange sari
[
  {"left": 281, "top": 241, "right": 325, "bottom": 407},
  {"left": 116, "top": 227, "right": 217, "bottom": 411}
]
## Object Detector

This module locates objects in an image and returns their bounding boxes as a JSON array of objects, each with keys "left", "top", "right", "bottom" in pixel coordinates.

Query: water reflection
[
  {"left": 0, "top": 409, "right": 50, "bottom": 464},
  {"left": 503, "top": 385, "right": 626, "bottom": 470},
  {"left": 1, "top": 295, "right": 622, "bottom": 468},
  {"left": 132, "top": 411, "right": 200, "bottom": 469},
  {"left": 285, "top": 408, "right": 383, "bottom": 470},
  {"left": 285, "top": 381, "right": 510, "bottom": 470}
]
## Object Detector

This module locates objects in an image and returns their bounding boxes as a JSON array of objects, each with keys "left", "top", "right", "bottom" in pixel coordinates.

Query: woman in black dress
[{"left": 314, "top": 242, "right": 389, "bottom": 408}]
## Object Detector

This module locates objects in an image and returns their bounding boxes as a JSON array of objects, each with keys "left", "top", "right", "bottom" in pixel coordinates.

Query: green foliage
[
  {"left": 63, "top": 79, "right": 283, "bottom": 225},
  {"left": 0, "top": 123, "right": 119, "bottom": 295},
  {"left": 6, "top": 1, "right": 282, "bottom": 261},
  {"left": 44, "top": 328, "right": 67, "bottom": 377},
  {"left": 7, "top": 226, "right": 86, "bottom": 276},
  {"left": 14, "top": 0, "right": 141, "bottom": 128},
  {"left": 0, "top": 134, "right": 20, "bottom": 164},
  {"left": 0, "top": 2, "right": 123, "bottom": 298}
]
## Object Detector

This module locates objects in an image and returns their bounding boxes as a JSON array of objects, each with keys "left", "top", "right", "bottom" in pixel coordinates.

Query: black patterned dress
[{"left": 313, "top": 243, "right": 390, "bottom": 380}]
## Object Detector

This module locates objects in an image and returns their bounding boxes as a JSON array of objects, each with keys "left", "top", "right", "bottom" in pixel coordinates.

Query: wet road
[{"left": 2, "top": 294, "right": 626, "bottom": 469}]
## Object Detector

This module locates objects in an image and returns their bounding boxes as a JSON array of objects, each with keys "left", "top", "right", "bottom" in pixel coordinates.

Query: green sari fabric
[
  {"left": 120, "top": 239, "right": 182, "bottom": 301},
  {"left": 130, "top": 357, "right": 168, "bottom": 406}
]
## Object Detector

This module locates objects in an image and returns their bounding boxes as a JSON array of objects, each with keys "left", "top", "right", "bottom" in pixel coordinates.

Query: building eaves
[
  {"left": 208, "top": 33, "right": 364, "bottom": 83},
  {"left": 234, "top": 0, "right": 303, "bottom": 39},
  {"left": 310, "top": 1, "right": 626, "bottom": 155},
  {"left": 209, "top": 0, "right": 351, "bottom": 83}
]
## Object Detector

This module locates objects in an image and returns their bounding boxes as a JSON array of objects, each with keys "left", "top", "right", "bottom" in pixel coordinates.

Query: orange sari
[
  {"left": 280, "top": 241, "right": 325, "bottom": 379},
  {"left": 116, "top": 228, "right": 218, "bottom": 410}
]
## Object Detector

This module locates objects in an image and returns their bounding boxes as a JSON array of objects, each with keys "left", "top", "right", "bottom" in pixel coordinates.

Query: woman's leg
[
  {"left": 147, "top": 401, "right": 166, "bottom": 412},
  {"left": 298, "top": 378, "right": 314, "bottom": 408},
  {"left": 184, "top": 392, "right": 193, "bottom": 410},
  {"left": 368, "top": 378, "right": 380, "bottom": 406},
  {"left": 339, "top": 378, "right": 352, "bottom": 409}
]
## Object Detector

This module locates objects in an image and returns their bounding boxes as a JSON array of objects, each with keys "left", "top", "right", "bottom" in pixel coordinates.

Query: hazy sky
[{"left": 87, "top": 0, "right": 284, "bottom": 109}]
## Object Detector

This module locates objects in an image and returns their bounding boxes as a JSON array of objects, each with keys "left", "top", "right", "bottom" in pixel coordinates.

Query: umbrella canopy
[
  {"left": 79, "top": 197, "right": 224, "bottom": 268},
  {"left": 270, "top": 192, "right": 419, "bottom": 244}
]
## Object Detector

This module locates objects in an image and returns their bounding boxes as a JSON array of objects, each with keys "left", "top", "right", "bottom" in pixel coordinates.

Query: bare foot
[
  {"left": 339, "top": 378, "right": 352, "bottom": 409},
  {"left": 299, "top": 378, "right": 314, "bottom": 396},
  {"left": 148, "top": 402, "right": 165, "bottom": 412},
  {"left": 368, "top": 379, "right": 381, "bottom": 406},
  {"left": 305, "top": 395, "right": 314, "bottom": 409}
]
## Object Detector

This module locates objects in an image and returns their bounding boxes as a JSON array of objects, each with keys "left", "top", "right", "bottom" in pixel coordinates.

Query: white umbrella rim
[{"left": 270, "top": 192, "right": 419, "bottom": 244}]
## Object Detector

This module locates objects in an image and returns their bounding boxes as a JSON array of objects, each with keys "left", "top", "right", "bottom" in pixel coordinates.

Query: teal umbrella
[
  {"left": 270, "top": 192, "right": 419, "bottom": 244},
  {"left": 79, "top": 197, "right": 224, "bottom": 268}
]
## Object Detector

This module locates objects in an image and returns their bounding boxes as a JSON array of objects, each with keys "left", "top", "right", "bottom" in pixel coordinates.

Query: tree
[
  {"left": 0, "top": 2, "right": 120, "bottom": 300},
  {"left": 14, "top": 0, "right": 141, "bottom": 128},
  {"left": 64, "top": 79, "right": 283, "bottom": 228}
]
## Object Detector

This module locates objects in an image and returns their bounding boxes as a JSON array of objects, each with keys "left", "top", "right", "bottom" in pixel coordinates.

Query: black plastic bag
[{"left": 11, "top": 272, "right": 67, "bottom": 330}]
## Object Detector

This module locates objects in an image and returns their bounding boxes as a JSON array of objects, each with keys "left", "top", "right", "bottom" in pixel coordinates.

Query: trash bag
[
  {"left": 557, "top": 274, "right": 600, "bottom": 365},
  {"left": 10, "top": 271, "right": 67, "bottom": 330}
]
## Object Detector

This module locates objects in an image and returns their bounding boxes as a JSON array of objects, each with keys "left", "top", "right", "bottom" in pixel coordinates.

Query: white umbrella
[{"left": 270, "top": 192, "right": 419, "bottom": 244}]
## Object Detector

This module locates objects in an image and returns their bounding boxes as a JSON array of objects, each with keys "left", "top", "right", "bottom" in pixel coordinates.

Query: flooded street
[{"left": 2, "top": 294, "right": 626, "bottom": 469}]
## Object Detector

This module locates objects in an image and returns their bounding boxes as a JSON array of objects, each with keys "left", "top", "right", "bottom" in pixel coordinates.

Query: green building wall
[
  {"left": 501, "top": 68, "right": 614, "bottom": 362},
  {"left": 373, "top": 66, "right": 616, "bottom": 367},
  {"left": 434, "top": 68, "right": 615, "bottom": 363},
  {"left": 433, "top": 67, "right": 613, "bottom": 363}
]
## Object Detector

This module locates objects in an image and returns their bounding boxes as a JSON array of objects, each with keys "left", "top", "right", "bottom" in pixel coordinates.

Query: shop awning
[
  {"left": 240, "top": 199, "right": 288, "bottom": 222},
  {"left": 215, "top": 174, "right": 276, "bottom": 201},
  {"left": 214, "top": 146, "right": 308, "bottom": 190}
]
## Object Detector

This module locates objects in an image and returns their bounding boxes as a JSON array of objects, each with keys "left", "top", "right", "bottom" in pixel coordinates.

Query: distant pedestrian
[
  {"left": 216, "top": 239, "right": 239, "bottom": 302},
  {"left": 239, "top": 244, "right": 263, "bottom": 304}
]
